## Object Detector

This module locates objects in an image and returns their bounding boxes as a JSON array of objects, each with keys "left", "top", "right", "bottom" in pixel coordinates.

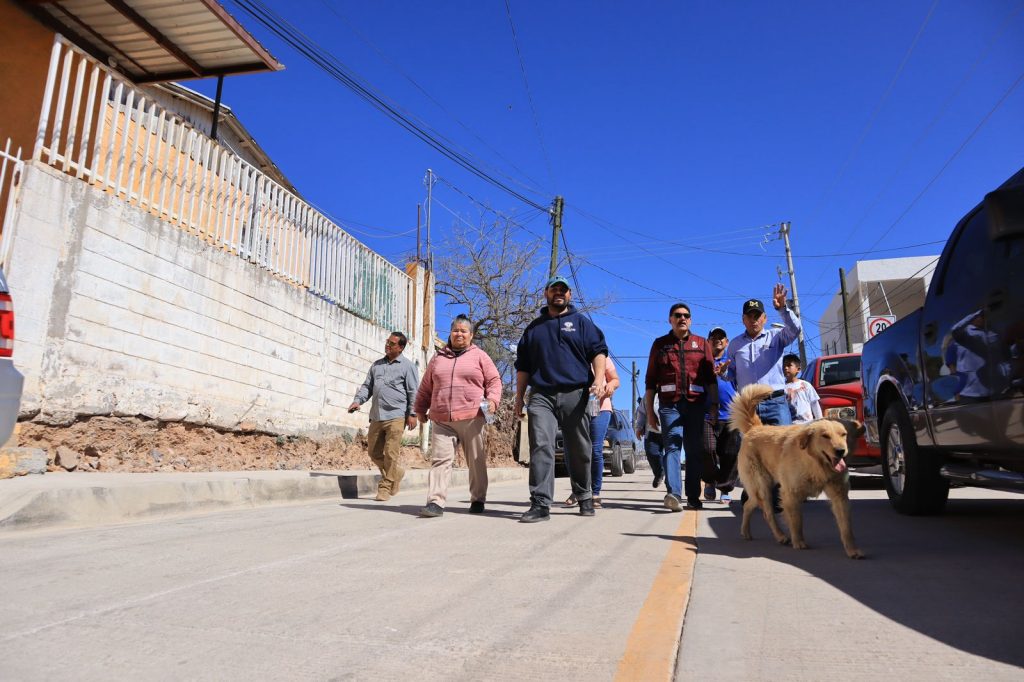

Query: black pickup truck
[{"left": 861, "top": 166, "right": 1024, "bottom": 514}]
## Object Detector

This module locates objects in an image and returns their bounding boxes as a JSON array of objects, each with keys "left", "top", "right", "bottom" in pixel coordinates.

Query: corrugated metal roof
[{"left": 22, "top": 0, "right": 283, "bottom": 83}]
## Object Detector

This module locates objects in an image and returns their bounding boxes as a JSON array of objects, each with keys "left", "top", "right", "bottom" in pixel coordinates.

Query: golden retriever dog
[{"left": 729, "top": 384, "right": 865, "bottom": 559}]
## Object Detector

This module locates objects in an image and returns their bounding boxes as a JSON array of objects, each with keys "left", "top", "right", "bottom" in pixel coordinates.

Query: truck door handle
[{"left": 923, "top": 322, "right": 937, "bottom": 341}]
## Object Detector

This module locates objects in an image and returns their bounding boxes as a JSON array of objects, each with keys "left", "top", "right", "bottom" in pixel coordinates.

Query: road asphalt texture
[{"left": 1, "top": 468, "right": 1022, "bottom": 680}]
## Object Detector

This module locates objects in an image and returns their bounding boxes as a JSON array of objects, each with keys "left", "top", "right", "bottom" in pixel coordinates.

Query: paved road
[
  {"left": 1, "top": 472, "right": 1022, "bottom": 680},
  {"left": 679, "top": 477, "right": 1024, "bottom": 681}
]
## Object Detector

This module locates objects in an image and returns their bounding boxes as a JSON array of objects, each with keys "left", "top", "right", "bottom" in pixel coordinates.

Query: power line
[
  {"left": 865, "top": 68, "right": 1024, "bottom": 251},
  {"left": 503, "top": 0, "right": 556, "bottom": 187},
  {"left": 318, "top": 0, "right": 550, "bottom": 199},
  {"left": 801, "top": 2, "right": 1024, "bottom": 298},
  {"left": 803, "top": 0, "right": 939, "bottom": 230},
  {"left": 433, "top": 173, "right": 549, "bottom": 240},
  {"left": 229, "top": 0, "right": 550, "bottom": 212}
]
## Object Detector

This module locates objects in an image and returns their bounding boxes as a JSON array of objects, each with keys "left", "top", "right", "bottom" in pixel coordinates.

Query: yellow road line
[{"left": 614, "top": 511, "right": 698, "bottom": 682}]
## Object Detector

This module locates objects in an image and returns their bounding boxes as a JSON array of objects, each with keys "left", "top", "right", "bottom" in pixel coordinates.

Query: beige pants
[
  {"left": 367, "top": 417, "right": 405, "bottom": 493},
  {"left": 427, "top": 416, "right": 488, "bottom": 507}
]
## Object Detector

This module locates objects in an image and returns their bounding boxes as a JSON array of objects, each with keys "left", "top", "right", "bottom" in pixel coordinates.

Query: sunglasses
[{"left": 672, "top": 312, "right": 691, "bottom": 319}]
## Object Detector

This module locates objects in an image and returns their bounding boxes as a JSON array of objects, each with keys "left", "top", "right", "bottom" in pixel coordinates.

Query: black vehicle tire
[
  {"left": 608, "top": 443, "right": 624, "bottom": 477},
  {"left": 881, "top": 402, "right": 949, "bottom": 515},
  {"left": 554, "top": 460, "right": 568, "bottom": 478},
  {"left": 622, "top": 445, "right": 636, "bottom": 474}
]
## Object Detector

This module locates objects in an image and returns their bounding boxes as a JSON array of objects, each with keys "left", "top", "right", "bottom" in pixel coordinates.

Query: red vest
[{"left": 645, "top": 332, "right": 716, "bottom": 404}]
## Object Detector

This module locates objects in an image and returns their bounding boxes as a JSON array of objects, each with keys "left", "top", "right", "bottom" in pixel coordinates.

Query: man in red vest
[{"left": 644, "top": 303, "right": 719, "bottom": 511}]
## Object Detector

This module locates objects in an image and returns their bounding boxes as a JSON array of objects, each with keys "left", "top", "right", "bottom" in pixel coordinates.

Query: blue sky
[{"left": 196, "top": 0, "right": 1024, "bottom": 384}]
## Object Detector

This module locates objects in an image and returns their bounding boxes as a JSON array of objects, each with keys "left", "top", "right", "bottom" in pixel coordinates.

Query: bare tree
[{"left": 435, "top": 218, "right": 544, "bottom": 386}]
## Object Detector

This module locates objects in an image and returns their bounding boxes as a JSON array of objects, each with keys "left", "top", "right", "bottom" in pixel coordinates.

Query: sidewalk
[{"left": 0, "top": 466, "right": 529, "bottom": 533}]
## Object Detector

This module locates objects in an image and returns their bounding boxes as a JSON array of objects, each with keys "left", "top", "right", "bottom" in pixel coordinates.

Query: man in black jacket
[{"left": 514, "top": 276, "right": 610, "bottom": 522}]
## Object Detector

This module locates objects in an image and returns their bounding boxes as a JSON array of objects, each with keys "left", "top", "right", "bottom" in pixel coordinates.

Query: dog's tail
[{"left": 728, "top": 383, "right": 776, "bottom": 434}]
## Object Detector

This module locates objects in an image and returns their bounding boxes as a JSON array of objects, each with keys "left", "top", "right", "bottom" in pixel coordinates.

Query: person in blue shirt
[
  {"left": 724, "top": 284, "right": 802, "bottom": 510},
  {"left": 724, "top": 284, "right": 802, "bottom": 425},
  {"left": 514, "top": 275, "right": 610, "bottom": 523},
  {"left": 702, "top": 326, "right": 738, "bottom": 503}
]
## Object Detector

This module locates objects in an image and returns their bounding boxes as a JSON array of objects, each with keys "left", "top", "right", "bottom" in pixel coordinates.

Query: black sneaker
[
  {"left": 685, "top": 498, "right": 704, "bottom": 510},
  {"left": 519, "top": 504, "right": 550, "bottom": 523},
  {"left": 468, "top": 501, "right": 485, "bottom": 514},
  {"left": 652, "top": 473, "right": 664, "bottom": 489},
  {"left": 579, "top": 497, "right": 595, "bottom": 516},
  {"left": 419, "top": 502, "right": 443, "bottom": 518}
]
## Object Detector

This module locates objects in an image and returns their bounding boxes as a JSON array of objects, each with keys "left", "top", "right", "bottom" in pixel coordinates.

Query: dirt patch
[{"left": 18, "top": 407, "right": 521, "bottom": 474}]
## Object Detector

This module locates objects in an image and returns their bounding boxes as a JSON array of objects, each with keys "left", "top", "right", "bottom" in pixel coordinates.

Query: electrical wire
[
  {"left": 317, "top": 0, "right": 550, "bottom": 199},
  {"left": 803, "top": 0, "right": 939, "bottom": 232},
  {"left": 229, "top": 0, "right": 550, "bottom": 212},
  {"left": 801, "top": 2, "right": 1024, "bottom": 297},
  {"left": 503, "top": 0, "right": 556, "bottom": 188}
]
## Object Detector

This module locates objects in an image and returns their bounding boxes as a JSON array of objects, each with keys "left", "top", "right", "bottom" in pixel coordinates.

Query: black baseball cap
[
  {"left": 742, "top": 299, "right": 765, "bottom": 315},
  {"left": 708, "top": 326, "right": 728, "bottom": 339}
]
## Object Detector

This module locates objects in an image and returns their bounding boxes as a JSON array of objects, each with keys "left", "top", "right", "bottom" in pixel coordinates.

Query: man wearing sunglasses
[{"left": 644, "top": 303, "right": 719, "bottom": 511}]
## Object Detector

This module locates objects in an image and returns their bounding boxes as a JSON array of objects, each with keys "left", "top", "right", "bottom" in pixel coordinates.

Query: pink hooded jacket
[{"left": 414, "top": 344, "right": 502, "bottom": 422}]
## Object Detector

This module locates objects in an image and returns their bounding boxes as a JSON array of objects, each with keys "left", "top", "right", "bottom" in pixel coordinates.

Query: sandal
[
  {"left": 593, "top": 496, "right": 603, "bottom": 508},
  {"left": 563, "top": 494, "right": 578, "bottom": 507}
]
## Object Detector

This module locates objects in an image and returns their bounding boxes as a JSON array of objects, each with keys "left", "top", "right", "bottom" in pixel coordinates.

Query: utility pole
[
  {"left": 548, "top": 196, "right": 564, "bottom": 278},
  {"left": 424, "top": 169, "right": 434, "bottom": 268},
  {"left": 779, "top": 221, "right": 807, "bottom": 365},
  {"left": 839, "top": 268, "right": 852, "bottom": 353}
]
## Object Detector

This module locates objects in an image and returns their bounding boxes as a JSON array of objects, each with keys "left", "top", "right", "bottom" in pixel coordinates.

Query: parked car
[
  {"left": 512, "top": 407, "right": 639, "bottom": 477},
  {"left": 0, "top": 266, "right": 23, "bottom": 445},
  {"left": 861, "top": 166, "right": 1024, "bottom": 514},
  {"left": 801, "top": 353, "right": 880, "bottom": 466}
]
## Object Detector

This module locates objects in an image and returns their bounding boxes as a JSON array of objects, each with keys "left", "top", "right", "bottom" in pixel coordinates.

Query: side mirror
[{"left": 985, "top": 185, "right": 1024, "bottom": 240}]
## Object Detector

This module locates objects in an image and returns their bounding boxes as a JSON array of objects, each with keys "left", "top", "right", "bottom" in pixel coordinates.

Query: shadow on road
[{"left": 696, "top": 493, "right": 1024, "bottom": 668}]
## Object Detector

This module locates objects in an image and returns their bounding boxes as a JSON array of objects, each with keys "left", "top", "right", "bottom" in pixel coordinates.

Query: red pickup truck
[{"left": 801, "top": 353, "right": 880, "bottom": 466}]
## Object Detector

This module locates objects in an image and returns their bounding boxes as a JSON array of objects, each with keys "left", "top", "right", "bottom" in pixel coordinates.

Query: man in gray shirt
[{"left": 348, "top": 331, "right": 419, "bottom": 501}]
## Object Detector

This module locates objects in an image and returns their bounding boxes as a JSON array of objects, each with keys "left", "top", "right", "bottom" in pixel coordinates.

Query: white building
[{"left": 818, "top": 255, "right": 938, "bottom": 355}]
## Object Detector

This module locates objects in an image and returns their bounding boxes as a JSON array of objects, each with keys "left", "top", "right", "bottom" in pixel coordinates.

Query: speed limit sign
[{"left": 867, "top": 315, "right": 896, "bottom": 338}]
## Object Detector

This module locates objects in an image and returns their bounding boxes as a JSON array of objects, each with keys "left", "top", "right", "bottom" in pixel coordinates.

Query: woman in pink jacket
[{"left": 414, "top": 315, "right": 502, "bottom": 517}]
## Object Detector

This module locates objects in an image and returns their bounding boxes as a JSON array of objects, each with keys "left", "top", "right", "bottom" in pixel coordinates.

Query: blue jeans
[
  {"left": 757, "top": 394, "right": 792, "bottom": 426},
  {"left": 659, "top": 397, "right": 707, "bottom": 500},
  {"left": 644, "top": 432, "right": 670, "bottom": 492},
  {"left": 589, "top": 410, "right": 611, "bottom": 495}
]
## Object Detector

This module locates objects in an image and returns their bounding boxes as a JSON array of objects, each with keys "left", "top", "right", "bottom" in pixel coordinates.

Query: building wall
[
  {"left": 0, "top": 0, "right": 54, "bottom": 154},
  {"left": 6, "top": 162, "right": 431, "bottom": 436},
  {"left": 818, "top": 256, "right": 937, "bottom": 355}
]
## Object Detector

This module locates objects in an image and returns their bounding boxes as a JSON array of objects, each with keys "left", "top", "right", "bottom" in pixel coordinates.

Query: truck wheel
[
  {"left": 623, "top": 446, "right": 636, "bottom": 474},
  {"left": 881, "top": 402, "right": 949, "bottom": 515},
  {"left": 609, "top": 443, "right": 624, "bottom": 477}
]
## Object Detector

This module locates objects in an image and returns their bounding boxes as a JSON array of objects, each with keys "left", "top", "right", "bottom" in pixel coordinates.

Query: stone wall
[{"left": 6, "top": 162, "right": 433, "bottom": 437}]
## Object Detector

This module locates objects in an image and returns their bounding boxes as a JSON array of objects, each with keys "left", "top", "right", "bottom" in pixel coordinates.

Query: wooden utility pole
[
  {"left": 548, "top": 196, "right": 564, "bottom": 277},
  {"left": 424, "top": 169, "right": 434, "bottom": 268},
  {"left": 779, "top": 221, "right": 807, "bottom": 365},
  {"left": 839, "top": 268, "right": 852, "bottom": 353}
]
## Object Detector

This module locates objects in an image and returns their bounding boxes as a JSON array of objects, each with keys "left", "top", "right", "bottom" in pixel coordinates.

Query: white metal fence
[
  {"left": 0, "top": 139, "right": 24, "bottom": 271},
  {"left": 33, "top": 35, "right": 410, "bottom": 332}
]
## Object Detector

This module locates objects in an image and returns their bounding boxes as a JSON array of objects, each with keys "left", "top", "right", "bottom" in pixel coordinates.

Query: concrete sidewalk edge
[{"left": 0, "top": 467, "right": 530, "bottom": 533}]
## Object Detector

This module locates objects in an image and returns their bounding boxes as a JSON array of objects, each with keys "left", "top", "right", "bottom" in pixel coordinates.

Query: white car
[{"left": 0, "top": 266, "right": 23, "bottom": 444}]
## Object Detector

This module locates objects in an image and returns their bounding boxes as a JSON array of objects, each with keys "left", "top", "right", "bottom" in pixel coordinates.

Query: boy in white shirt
[{"left": 783, "top": 354, "right": 822, "bottom": 424}]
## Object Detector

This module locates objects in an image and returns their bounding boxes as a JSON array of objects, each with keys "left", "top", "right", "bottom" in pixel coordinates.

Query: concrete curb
[{"left": 0, "top": 466, "right": 530, "bottom": 533}]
